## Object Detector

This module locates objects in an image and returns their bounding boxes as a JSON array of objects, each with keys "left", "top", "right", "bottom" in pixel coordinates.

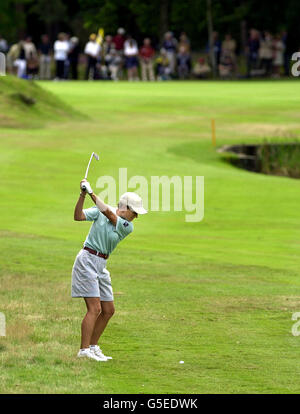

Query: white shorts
[{"left": 71, "top": 249, "right": 114, "bottom": 301}]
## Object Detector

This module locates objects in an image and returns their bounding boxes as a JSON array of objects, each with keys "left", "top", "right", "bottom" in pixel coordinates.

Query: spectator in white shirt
[
  {"left": 84, "top": 33, "right": 101, "bottom": 80},
  {"left": 124, "top": 35, "right": 139, "bottom": 81},
  {"left": 54, "top": 32, "right": 69, "bottom": 80}
]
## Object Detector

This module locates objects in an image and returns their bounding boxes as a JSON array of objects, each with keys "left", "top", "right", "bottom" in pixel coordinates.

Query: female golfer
[{"left": 72, "top": 179, "right": 147, "bottom": 361}]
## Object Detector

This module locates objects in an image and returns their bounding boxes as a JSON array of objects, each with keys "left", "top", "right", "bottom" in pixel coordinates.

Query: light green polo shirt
[{"left": 83, "top": 206, "right": 133, "bottom": 255}]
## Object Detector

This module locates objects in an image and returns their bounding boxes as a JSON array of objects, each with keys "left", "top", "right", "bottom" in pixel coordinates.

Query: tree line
[{"left": 1, "top": 0, "right": 299, "bottom": 53}]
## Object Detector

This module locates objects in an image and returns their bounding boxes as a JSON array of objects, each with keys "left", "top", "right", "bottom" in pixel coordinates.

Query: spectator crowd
[{"left": 0, "top": 27, "right": 291, "bottom": 81}]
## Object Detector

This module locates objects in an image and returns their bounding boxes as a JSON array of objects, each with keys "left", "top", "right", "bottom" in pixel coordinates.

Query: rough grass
[{"left": 0, "top": 80, "right": 300, "bottom": 394}]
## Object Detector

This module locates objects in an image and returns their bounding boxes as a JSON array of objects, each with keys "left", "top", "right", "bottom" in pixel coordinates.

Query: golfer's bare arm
[
  {"left": 74, "top": 192, "right": 118, "bottom": 226},
  {"left": 74, "top": 193, "right": 86, "bottom": 221},
  {"left": 90, "top": 192, "right": 118, "bottom": 226}
]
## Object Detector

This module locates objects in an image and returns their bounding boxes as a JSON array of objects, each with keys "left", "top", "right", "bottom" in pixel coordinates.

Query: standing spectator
[
  {"left": 23, "top": 36, "right": 37, "bottom": 59},
  {"left": 162, "top": 31, "right": 178, "bottom": 75},
  {"left": 68, "top": 37, "right": 80, "bottom": 80},
  {"left": 103, "top": 35, "right": 114, "bottom": 60},
  {"left": 221, "top": 34, "right": 236, "bottom": 62},
  {"left": 38, "top": 34, "right": 52, "bottom": 80},
  {"left": 192, "top": 57, "right": 211, "bottom": 79},
  {"left": 155, "top": 48, "right": 171, "bottom": 80},
  {"left": 124, "top": 35, "right": 139, "bottom": 81},
  {"left": 139, "top": 38, "right": 155, "bottom": 81},
  {"left": 113, "top": 28, "right": 126, "bottom": 53},
  {"left": 259, "top": 31, "right": 273, "bottom": 76},
  {"left": 176, "top": 45, "right": 191, "bottom": 79},
  {"left": 23, "top": 36, "right": 38, "bottom": 77},
  {"left": 0, "top": 35, "right": 8, "bottom": 53},
  {"left": 178, "top": 32, "right": 190, "bottom": 53},
  {"left": 112, "top": 28, "right": 126, "bottom": 79},
  {"left": 221, "top": 34, "right": 237, "bottom": 75},
  {"left": 54, "top": 32, "right": 69, "bottom": 80},
  {"left": 246, "top": 29, "right": 260, "bottom": 77},
  {"left": 84, "top": 33, "right": 101, "bottom": 80},
  {"left": 102, "top": 35, "right": 114, "bottom": 77},
  {"left": 108, "top": 48, "right": 122, "bottom": 81},
  {"left": 272, "top": 34, "right": 285, "bottom": 78}
]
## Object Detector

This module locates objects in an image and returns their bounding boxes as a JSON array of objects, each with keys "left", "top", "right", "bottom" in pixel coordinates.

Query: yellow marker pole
[
  {"left": 211, "top": 119, "right": 216, "bottom": 147},
  {"left": 96, "top": 28, "right": 104, "bottom": 45}
]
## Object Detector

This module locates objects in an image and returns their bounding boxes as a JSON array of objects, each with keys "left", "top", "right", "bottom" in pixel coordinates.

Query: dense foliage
[{"left": 0, "top": 0, "right": 299, "bottom": 51}]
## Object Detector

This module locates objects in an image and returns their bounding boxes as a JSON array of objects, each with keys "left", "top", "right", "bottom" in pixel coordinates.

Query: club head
[{"left": 93, "top": 152, "right": 100, "bottom": 161}]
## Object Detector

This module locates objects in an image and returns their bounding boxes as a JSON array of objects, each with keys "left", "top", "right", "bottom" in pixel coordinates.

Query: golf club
[{"left": 81, "top": 152, "right": 99, "bottom": 191}]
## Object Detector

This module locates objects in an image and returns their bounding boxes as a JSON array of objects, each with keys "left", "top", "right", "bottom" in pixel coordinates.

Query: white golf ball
[{"left": 179, "top": 360, "right": 184, "bottom": 364}]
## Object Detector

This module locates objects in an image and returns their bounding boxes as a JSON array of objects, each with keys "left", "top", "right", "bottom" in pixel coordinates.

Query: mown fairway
[{"left": 1, "top": 80, "right": 300, "bottom": 393}]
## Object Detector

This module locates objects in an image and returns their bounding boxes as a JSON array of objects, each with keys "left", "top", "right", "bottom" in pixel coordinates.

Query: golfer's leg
[
  {"left": 90, "top": 301, "right": 115, "bottom": 345},
  {"left": 81, "top": 297, "right": 101, "bottom": 349}
]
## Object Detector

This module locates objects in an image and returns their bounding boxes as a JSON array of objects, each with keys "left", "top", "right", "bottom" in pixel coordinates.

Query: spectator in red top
[
  {"left": 139, "top": 38, "right": 155, "bottom": 81},
  {"left": 113, "top": 28, "right": 126, "bottom": 52}
]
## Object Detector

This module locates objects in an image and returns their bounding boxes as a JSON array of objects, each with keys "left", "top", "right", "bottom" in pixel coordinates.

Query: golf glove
[{"left": 81, "top": 180, "right": 93, "bottom": 194}]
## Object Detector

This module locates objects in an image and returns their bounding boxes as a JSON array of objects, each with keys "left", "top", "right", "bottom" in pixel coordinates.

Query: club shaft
[{"left": 84, "top": 153, "right": 94, "bottom": 179}]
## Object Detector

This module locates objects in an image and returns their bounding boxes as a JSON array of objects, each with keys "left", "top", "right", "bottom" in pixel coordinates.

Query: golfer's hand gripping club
[{"left": 80, "top": 179, "right": 93, "bottom": 194}]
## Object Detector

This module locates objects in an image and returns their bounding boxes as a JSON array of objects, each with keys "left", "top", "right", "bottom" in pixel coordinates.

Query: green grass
[
  {"left": 1, "top": 79, "right": 300, "bottom": 393},
  {"left": 0, "top": 75, "right": 82, "bottom": 128}
]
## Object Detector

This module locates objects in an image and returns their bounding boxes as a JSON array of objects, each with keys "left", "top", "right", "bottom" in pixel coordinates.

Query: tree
[
  {"left": 28, "top": 0, "right": 67, "bottom": 39},
  {"left": 0, "top": 0, "right": 30, "bottom": 42},
  {"left": 2, "top": 0, "right": 300, "bottom": 53}
]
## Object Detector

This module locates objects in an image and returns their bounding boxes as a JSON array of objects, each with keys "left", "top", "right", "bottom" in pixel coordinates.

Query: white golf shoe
[
  {"left": 77, "top": 348, "right": 107, "bottom": 362},
  {"left": 90, "top": 345, "right": 112, "bottom": 360}
]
